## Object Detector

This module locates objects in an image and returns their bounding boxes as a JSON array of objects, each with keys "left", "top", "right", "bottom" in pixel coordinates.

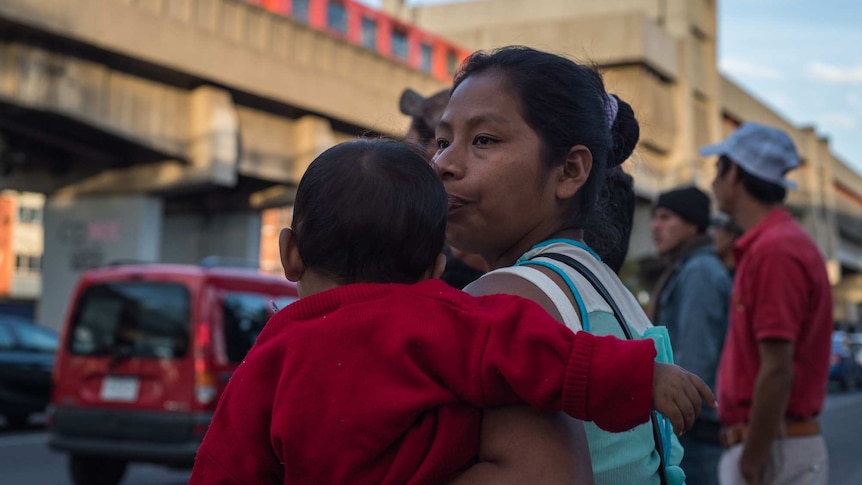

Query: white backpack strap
[{"left": 487, "top": 266, "right": 583, "bottom": 332}]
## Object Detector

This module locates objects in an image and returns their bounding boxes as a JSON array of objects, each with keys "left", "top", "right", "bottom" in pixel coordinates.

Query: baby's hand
[{"left": 652, "top": 362, "right": 717, "bottom": 435}]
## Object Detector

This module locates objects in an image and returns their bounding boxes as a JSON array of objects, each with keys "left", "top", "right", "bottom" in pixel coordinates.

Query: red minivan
[{"left": 48, "top": 263, "right": 299, "bottom": 485}]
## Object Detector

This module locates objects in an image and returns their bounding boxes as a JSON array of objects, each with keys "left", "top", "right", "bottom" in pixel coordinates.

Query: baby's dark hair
[
  {"left": 453, "top": 47, "right": 640, "bottom": 228},
  {"left": 291, "top": 139, "right": 448, "bottom": 284}
]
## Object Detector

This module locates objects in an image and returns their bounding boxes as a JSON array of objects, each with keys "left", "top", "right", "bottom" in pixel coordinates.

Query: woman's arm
[
  {"left": 452, "top": 272, "right": 593, "bottom": 485},
  {"left": 448, "top": 406, "right": 593, "bottom": 485}
]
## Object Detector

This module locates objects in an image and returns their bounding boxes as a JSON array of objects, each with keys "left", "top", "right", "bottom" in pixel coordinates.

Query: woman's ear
[
  {"left": 556, "top": 145, "right": 593, "bottom": 200},
  {"left": 279, "top": 228, "right": 305, "bottom": 282}
]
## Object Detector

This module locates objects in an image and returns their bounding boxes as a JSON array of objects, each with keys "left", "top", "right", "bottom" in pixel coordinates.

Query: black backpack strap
[{"left": 538, "top": 252, "right": 669, "bottom": 485}]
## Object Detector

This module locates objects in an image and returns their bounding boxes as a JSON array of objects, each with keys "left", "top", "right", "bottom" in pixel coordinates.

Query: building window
[
  {"left": 361, "top": 16, "right": 377, "bottom": 50},
  {"left": 327, "top": 1, "right": 348, "bottom": 34},
  {"left": 419, "top": 42, "right": 433, "bottom": 73},
  {"left": 18, "top": 206, "right": 42, "bottom": 224},
  {"left": 15, "top": 255, "right": 41, "bottom": 274},
  {"left": 447, "top": 50, "right": 459, "bottom": 76},
  {"left": 392, "top": 28, "right": 409, "bottom": 60},
  {"left": 293, "top": 0, "right": 310, "bottom": 23}
]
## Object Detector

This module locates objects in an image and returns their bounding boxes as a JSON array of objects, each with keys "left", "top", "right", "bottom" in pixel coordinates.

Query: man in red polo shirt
[{"left": 702, "top": 122, "right": 832, "bottom": 485}]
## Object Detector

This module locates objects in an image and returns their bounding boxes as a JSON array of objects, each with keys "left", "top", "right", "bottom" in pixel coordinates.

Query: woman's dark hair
[
  {"left": 608, "top": 94, "right": 640, "bottom": 166},
  {"left": 452, "top": 46, "right": 640, "bottom": 227},
  {"left": 291, "top": 139, "right": 448, "bottom": 284},
  {"left": 717, "top": 155, "right": 786, "bottom": 204}
]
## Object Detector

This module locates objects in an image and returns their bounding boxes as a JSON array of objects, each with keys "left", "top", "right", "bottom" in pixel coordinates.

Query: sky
[
  {"left": 717, "top": 0, "right": 862, "bottom": 173},
  {"left": 359, "top": 0, "right": 862, "bottom": 173}
]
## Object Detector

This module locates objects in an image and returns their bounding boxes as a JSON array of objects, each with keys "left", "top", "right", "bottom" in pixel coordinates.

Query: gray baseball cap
[{"left": 699, "top": 121, "right": 800, "bottom": 189}]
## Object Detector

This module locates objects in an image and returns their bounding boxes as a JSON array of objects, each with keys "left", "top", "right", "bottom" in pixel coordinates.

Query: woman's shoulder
[
  {"left": 464, "top": 269, "right": 566, "bottom": 325},
  {"left": 524, "top": 241, "right": 619, "bottom": 281},
  {"left": 525, "top": 242, "right": 653, "bottom": 334}
]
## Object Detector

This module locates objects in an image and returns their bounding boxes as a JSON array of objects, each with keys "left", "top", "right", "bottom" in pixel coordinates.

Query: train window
[
  {"left": 392, "top": 28, "right": 409, "bottom": 60},
  {"left": 447, "top": 50, "right": 459, "bottom": 76},
  {"left": 419, "top": 42, "right": 433, "bottom": 72},
  {"left": 327, "top": 1, "right": 348, "bottom": 34},
  {"left": 293, "top": 0, "right": 310, "bottom": 23},
  {"left": 361, "top": 16, "right": 377, "bottom": 49}
]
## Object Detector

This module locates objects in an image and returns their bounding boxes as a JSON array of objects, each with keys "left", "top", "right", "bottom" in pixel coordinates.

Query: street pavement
[{"left": 2, "top": 390, "right": 861, "bottom": 484}]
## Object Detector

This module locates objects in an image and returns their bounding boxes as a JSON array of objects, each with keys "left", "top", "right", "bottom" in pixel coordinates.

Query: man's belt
[{"left": 719, "top": 420, "right": 820, "bottom": 448}]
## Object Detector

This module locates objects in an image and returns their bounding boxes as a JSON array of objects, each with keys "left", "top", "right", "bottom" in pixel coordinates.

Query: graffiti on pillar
[
  {"left": 58, "top": 219, "right": 120, "bottom": 271},
  {"left": 58, "top": 220, "right": 87, "bottom": 245}
]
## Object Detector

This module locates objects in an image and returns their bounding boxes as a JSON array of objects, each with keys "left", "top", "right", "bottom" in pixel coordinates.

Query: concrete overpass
[{"left": 0, "top": 0, "right": 451, "bottom": 328}]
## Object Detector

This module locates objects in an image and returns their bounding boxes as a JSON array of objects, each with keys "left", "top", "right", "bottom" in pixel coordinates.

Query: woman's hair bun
[{"left": 607, "top": 94, "right": 639, "bottom": 168}]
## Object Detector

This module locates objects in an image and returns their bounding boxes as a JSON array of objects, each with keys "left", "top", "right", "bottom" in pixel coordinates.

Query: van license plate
[{"left": 100, "top": 376, "right": 140, "bottom": 402}]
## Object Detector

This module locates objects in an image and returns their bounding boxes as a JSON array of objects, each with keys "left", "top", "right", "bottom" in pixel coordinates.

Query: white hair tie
[{"left": 605, "top": 94, "right": 619, "bottom": 129}]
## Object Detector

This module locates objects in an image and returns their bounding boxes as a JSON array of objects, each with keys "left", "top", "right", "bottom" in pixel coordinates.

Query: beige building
[
  {"left": 0, "top": 191, "right": 44, "bottom": 309},
  {"left": 384, "top": 0, "right": 862, "bottom": 323}
]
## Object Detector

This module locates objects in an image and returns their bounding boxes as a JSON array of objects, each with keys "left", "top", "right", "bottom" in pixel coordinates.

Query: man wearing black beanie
[
  {"left": 649, "top": 185, "right": 732, "bottom": 485},
  {"left": 655, "top": 186, "right": 711, "bottom": 233}
]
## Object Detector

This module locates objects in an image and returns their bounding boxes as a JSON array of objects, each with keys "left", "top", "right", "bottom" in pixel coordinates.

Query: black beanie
[{"left": 655, "top": 186, "right": 711, "bottom": 232}]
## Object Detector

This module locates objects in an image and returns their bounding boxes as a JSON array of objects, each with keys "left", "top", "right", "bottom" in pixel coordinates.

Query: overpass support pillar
[
  {"left": 37, "top": 194, "right": 266, "bottom": 331},
  {"left": 38, "top": 194, "right": 163, "bottom": 330},
  {"left": 161, "top": 211, "right": 261, "bottom": 265}
]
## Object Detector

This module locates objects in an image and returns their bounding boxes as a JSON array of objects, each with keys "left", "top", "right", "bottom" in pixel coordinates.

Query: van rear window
[{"left": 69, "top": 283, "right": 190, "bottom": 358}]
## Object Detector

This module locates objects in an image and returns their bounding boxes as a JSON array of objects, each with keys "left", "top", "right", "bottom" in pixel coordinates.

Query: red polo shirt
[{"left": 717, "top": 208, "right": 832, "bottom": 427}]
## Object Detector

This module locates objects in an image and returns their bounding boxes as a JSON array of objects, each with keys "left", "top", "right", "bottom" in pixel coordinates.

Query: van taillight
[{"left": 193, "top": 324, "right": 217, "bottom": 406}]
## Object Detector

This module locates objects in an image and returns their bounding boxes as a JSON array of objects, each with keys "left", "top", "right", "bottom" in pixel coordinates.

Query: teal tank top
[{"left": 488, "top": 239, "right": 685, "bottom": 485}]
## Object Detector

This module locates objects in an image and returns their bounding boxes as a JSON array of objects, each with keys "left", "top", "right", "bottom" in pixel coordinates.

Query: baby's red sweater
[{"left": 189, "top": 279, "right": 655, "bottom": 485}]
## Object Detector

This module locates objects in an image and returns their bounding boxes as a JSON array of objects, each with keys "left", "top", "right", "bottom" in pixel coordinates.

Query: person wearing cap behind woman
[
  {"left": 649, "top": 186, "right": 732, "bottom": 485},
  {"left": 704, "top": 122, "right": 832, "bottom": 485},
  {"left": 399, "top": 87, "right": 451, "bottom": 159},
  {"left": 400, "top": 87, "right": 489, "bottom": 288}
]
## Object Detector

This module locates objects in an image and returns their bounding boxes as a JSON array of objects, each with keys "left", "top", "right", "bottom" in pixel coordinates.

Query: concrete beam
[
  {"left": 0, "top": 42, "right": 191, "bottom": 160},
  {"left": 0, "top": 0, "right": 437, "bottom": 136}
]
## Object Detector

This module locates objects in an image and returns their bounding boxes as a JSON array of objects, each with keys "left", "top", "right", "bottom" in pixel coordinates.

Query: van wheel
[{"left": 70, "top": 455, "right": 127, "bottom": 485}]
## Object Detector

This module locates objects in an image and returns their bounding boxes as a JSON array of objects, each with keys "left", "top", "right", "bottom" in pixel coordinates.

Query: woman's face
[{"left": 433, "top": 71, "right": 563, "bottom": 269}]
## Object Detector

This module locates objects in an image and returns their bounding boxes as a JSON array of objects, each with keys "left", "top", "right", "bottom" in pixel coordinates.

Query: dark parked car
[{"left": 0, "top": 316, "right": 59, "bottom": 428}]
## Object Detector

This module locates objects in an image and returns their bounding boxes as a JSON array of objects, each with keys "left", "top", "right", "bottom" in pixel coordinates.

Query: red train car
[{"left": 249, "top": 0, "right": 470, "bottom": 82}]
